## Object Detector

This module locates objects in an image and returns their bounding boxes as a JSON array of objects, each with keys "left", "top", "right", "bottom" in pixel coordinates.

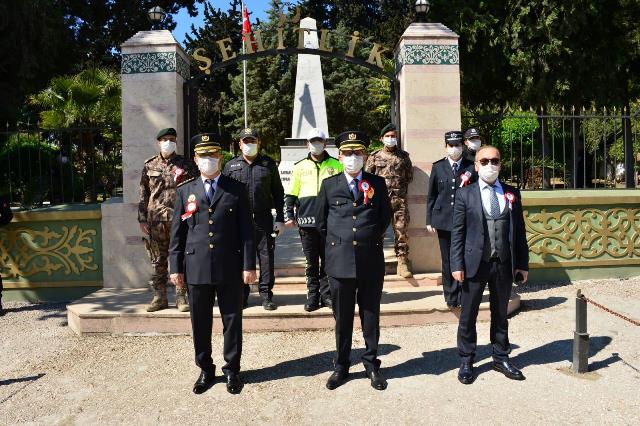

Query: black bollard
[{"left": 572, "top": 289, "right": 589, "bottom": 373}]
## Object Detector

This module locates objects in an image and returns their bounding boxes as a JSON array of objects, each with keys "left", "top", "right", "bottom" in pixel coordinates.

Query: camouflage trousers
[
  {"left": 390, "top": 195, "right": 410, "bottom": 257},
  {"left": 147, "top": 222, "right": 171, "bottom": 292}
]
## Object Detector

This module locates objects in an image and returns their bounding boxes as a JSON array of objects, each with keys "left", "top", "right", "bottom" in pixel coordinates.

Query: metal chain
[{"left": 582, "top": 296, "right": 640, "bottom": 326}]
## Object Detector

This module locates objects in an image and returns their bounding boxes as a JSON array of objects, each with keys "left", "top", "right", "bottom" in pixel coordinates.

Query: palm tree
[{"left": 29, "top": 67, "right": 121, "bottom": 202}]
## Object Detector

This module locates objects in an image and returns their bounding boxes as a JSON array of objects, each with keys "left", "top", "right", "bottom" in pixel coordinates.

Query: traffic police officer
[
  {"left": 138, "top": 127, "right": 198, "bottom": 312},
  {"left": 463, "top": 127, "right": 483, "bottom": 162},
  {"left": 317, "top": 131, "right": 392, "bottom": 391},
  {"left": 426, "top": 131, "right": 476, "bottom": 308},
  {"left": 169, "top": 134, "right": 256, "bottom": 395},
  {"left": 223, "top": 128, "right": 285, "bottom": 310},
  {"left": 365, "top": 123, "right": 414, "bottom": 278},
  {"left": 284, "top": 128, "right": 343, "bottom": 311}
]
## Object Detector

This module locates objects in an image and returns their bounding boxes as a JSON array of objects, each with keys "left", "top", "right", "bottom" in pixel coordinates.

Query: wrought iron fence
[
  {"left": 0, "top": 126, "right": 122, "bottom": 208},
  {"left": 463, "top": 110, "right": 639, "bottom": 189}
]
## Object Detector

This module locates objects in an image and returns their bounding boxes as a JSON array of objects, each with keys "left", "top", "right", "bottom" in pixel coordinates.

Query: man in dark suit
[
  {"left": 450, "top": 145, "right": 529, "bottom": 384},
  {"left": 426, "top": 131, "right": 476, "bottom": 308},
  {"left": 316, "top": 131, "right": 392, "bottom": 391},
  {"left": 169, "top": 134, "right": 256, "bottom": 395}
]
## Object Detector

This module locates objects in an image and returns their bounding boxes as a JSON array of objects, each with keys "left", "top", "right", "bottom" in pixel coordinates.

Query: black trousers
[
  {"left": 244, "top": 212, "right": 275, "bottom": 302},
  {"left": 329, "top": 276, "right": 383, "bottom": 373},
  {"left": 299, "top": 226, "right": 330, "bottom": 300},
  {"left": 437, "top": 229, "right": 461, "bottom": 307},
  {"left": 188, "top": 283, "right": 243, "bottom": 375},
  {"left": 457, "top": 259, "right": 513, "bottom": 363}
]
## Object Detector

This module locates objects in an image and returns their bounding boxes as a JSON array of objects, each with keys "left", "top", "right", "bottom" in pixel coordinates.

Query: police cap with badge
[
  {"left": 444, "top": 131, "right": 464, "bottom": 146},
  {"left": 464, "top": 128, "right": 481, "bottom": 139},
  {"left": 335, "top": 130, "right": 370, "bottom": 151},
  {"left": 191, "top": 133, "right": 222, "bottom": 156},
  {"left": 238, "top": 127, "right": 259, "bottom": 140}
]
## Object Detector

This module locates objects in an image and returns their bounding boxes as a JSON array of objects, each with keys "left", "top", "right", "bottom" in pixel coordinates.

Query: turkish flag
[{"left": 242, "top": 6, "right": 257, "bottom": 51}]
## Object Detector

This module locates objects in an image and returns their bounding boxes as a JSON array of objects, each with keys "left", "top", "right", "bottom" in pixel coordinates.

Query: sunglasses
[{"left": 477, "top": 158, "right": 501, "bottom": 166}]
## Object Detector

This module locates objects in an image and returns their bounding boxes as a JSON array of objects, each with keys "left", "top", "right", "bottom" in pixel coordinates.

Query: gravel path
[{"left": 1, "top": 278, "right": 639, "bottom": 425}]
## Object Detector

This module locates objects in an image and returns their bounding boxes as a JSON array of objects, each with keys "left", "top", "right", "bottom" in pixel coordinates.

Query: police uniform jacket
[
  {"left": 223, "top": 154, "right": 285, "bottom": 222},
  {"left": 169, "top": 175, "right": 256, "bottom": 285},
  {"left": 450, "top": 181, "right": 529, "bottom": 278},
  {"left": 426, "top": 157, "right": 476, "bottom": 231},
  {"left": 316, "top": 172, "right": 391, "bottom": 280}
]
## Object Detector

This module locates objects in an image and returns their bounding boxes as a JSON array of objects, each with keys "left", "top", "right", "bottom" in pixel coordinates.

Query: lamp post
[
  {"left": 415, "top": 0, "right": 430, "bottom": 23},
  {"left": 147, "top": 6, "right": 166, "bottom": 30}
]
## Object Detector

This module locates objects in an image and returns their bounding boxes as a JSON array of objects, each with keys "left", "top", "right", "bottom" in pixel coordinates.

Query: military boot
[
  {"left": 176, "top": 287, "right": 190, "bottom": 312},
  {"left": 146, "top": 289, "right": 169, "bottom": 312},
  {"left": 397, "top": 256, "right": 413, "bottom": 279}
]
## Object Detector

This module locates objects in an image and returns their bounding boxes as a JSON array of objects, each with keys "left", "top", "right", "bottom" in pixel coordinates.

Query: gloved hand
[{"left": 273, "top": 222, "right": 285, "bottom": 238}]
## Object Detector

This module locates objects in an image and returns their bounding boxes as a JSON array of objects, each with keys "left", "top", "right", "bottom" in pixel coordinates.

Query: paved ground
[{"left": 1, "top": 278, "right": 639, "bottom": 425}]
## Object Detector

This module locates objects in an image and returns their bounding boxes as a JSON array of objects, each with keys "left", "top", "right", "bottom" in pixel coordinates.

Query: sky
[{"left": 173, "top": 0, "right": 272, "bottom": 45}]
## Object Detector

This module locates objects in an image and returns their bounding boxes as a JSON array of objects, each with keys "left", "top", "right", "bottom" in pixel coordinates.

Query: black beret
[
  {"left": 335, "top": 130, "right": 369, "bottom": 150},
  {"left": 156, "top": 128, "right": 177, "bottom": 140},
  {"left": 464, "top": 128, "right": 481, "bottom": 139},
  {"left": 444, "top": 131, "right": 464, "bottom": 145},
  {"left": 379, "top": 123, "right": 396, "bottom": 138}
]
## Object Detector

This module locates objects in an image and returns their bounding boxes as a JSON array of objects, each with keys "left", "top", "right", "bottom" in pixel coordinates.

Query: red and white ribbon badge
[
  {"left": 505, "top": 192, "right": 516, "bottom": 209},
  {"left": 173, "top": 167, "right": 184, "bottom": 183},
  {"left": 358, "top": 180, "right": 374, "bottom": 204},
  {"left": 181, "top": 199, "right": 198, "bottom": 220},
  {"left": 459, "top": 171, "right": 472, "bottom": 187}
]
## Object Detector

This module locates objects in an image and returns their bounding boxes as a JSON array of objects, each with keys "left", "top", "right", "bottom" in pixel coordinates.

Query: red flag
[{"left": 242, "top": 5, "right": 256, "bottom": 51}]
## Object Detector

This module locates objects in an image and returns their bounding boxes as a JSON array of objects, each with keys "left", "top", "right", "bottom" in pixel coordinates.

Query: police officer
[
  {"left": 426, "top": 131, "right": 476, "bottom": 308},
  {"left": 0, "top": 194, "right": 13, "bottom": 316},
  {"left": 317, "top": 131, "right": 392, "bottom": 391},
  {"left": 463, "top": 127, "right": 483, "bottom": 162},
  {"left": 365, "top": 123, "right": 414, "bottom": 278},
  {"left": 223, "top": 128, "right": 285, "bottom": 310},
  {"left": 284, "top": 128, "right": 343, "bottom": 311},
  {"left": 138, "top": 127, "right": 198, "bottom": 312},
  {"left": 169, "top": 135, "right": 256, "bottom": 394}
]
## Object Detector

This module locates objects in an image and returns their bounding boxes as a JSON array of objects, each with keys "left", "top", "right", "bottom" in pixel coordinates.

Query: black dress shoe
[
  {"left": 262, "top": 298, "right": 277, "bottom": 311},
  {"left": 326, "top": 371, "right": 348, "bottom": 390},
  {"left": 193, "top": 368, "right": 216, "bottom": 394},
  {"left": 321, "top": 297, "right": 333, "bottom": 310},
  {"left": 457, "top": 362, "right": 474, "bottom": 384},
  {"left": 492, "top": 360, "right": 525, "bottom": 380},
  {"left": 225, "top": 373, "right": 244, "bottom": 394},
  {"left": 366, "top": 369, "right": 388, "bottom": 390},
  {"left": 304, "top": 299, "right": 320, "bottom": 312}
]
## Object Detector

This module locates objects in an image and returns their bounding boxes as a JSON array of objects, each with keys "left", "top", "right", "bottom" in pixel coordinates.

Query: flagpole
[{"left": 242, "top": 1, "right": 248, "bottom": 128}]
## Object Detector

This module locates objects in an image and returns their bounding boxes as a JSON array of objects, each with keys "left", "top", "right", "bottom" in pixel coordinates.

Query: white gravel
[{"left": 1, "top": 278, "right": 639, "bottom": 425}]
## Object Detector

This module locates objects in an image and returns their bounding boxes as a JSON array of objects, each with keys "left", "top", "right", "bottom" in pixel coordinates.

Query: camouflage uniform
[
  {"left": 138, "top": 153, "right": 198, "bottom": 310},
  {"left": 365, "top": 147, "right": 413, "bottom": 268}
]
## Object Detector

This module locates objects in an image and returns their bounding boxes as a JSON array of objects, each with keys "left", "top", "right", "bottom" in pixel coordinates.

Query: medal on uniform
[
  {"left": 181, "top": 195, "right": 198, "bottom": 220},
  {"left": 460, "top": 171, "right": 472, "bottom": 187},
  {"left": 504, "top": 192, "right": 516, "bottom": 209},
  {"left": 173, "top": 167, "right": 184, "bottom": 183},
  {"left": 358, "top": 180, "right": 374, "bottom": 204}
]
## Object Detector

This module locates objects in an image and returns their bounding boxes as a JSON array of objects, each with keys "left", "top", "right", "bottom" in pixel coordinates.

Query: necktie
[
  {"left": 452, "top": 162, "right": 458, "bottom": 175},
  {"left": 351, "top": 178, "right": 359, "bottom": 201},
  {"left": 489, "top": 185, "right": 500, "bottom": 217},
  {"left": 205, "top": 179, "right": 214, "bottom": 204}
]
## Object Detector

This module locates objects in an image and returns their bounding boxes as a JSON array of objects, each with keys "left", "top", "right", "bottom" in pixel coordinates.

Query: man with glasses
[
  {"left": 450, "top": 145, "right": 529, "bottom": 385},
  {"left": 426, "top": 131, "right": 476, "bottom": 308},
  {"left": 316, "top": 131, "right": 392, "bottom": 391}
]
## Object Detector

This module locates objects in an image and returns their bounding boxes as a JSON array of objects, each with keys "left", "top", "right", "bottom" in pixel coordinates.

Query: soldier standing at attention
[
  {"left": 426, "top": 131, "right": 476, "bottom": 308},
  {"left": 317, "top": 131, "right": 392, "bottom": 391},
  {"left": 284, "top": 128, "right": 343, "bottom": 311},
  {"left": 365, "top": 123, "right": 414, "bottom": 278},
  {"left": 463, "top": 127, "right": 483, "bottom": 162},
  {"left": 138, "top": 128, "right": 198, "bottom": 312},
  {"left": 223, "top": 128, "right": 285, "bottom": 311}
]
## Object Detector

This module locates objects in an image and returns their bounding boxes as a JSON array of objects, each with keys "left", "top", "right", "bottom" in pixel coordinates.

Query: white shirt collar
[
  {"left": 447, "top": 156, "right": 463, "bottom": 168},
  {"left": 201, "top": 174, "right": 220, "bottom": 185},
  {"left": 344, "top": 171, "right": 363, "bottom": 184}
]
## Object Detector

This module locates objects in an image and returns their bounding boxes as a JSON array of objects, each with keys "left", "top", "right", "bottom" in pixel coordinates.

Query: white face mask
[
  {"left": 198, "top": 157, "right": 220, "bottom": 176},
  {"left": 309, "top": 141, "right": 325, "bottom": 156},
  {"left": 467, "top": 139, "right": 481, "bottom": 151},
  {"left": 447, "top": 145, "right": 463, "bottom": 160},
  {"left": 242, "top": 142, "right": 258, "bottom": 157},
  {"left": 382, "top": 137, "right": 397, "bottom": 147},
  {"left": 478, "top": 164, "right": 500, "bottom": 183},
  {"left": 342, "top": 155, "right": 364, "bottom": 174},
  {"left": 159, "top": 140, "right": 176, "bottom": 155}
]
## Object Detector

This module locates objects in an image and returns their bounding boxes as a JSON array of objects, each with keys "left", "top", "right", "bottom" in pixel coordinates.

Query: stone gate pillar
[
  {"left": 394, "top": 23, "right": 461, "bottom": 273},
  {"left": 102, "top": 30, "right": 190, "bottom": 288}
]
